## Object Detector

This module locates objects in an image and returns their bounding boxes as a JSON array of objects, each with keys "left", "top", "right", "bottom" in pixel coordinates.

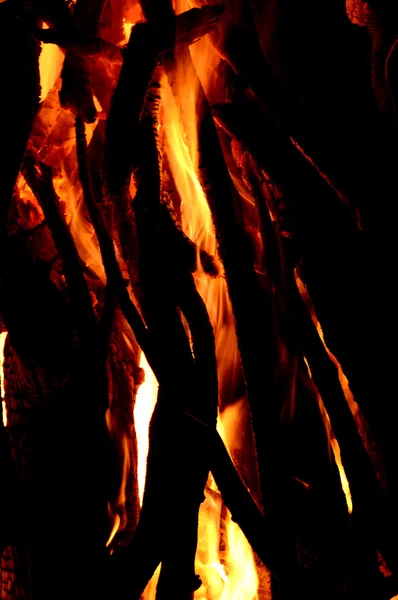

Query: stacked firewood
[{"left": 1, "top": 0, "right": 398, "bottom": 598}]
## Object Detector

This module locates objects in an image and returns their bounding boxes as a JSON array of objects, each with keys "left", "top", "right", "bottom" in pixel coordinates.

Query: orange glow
[
  {"left": 0, "top": 332, "right": 7, "bottom": 427},
  {"left": 134, "top": 352, "right": 159, "bottom": 505}
]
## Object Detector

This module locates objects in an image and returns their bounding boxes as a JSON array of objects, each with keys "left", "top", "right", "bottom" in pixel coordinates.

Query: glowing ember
[
  {"left": 0, "top": 331, "right": 7, "bottom": 427},
  {"left": 134, "top": 352, "right": 158, "bottom": 505}
]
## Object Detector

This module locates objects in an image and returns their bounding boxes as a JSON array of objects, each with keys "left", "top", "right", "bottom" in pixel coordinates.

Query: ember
[{"left": 1, "top": 0, "right": 398, "bottom": 599}]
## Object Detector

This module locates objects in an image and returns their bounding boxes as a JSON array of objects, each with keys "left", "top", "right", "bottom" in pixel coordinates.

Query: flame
[
  {"left": 105, "top": 428, "right": 131, "bottom": 546},
  {"left": 295, "top": 272, "right": 358, "bottom": 417},
  {"left": 106, "top": 511, "right": 121, "bottom": 548},
  {"left": 0, "top": 331, "right": 7, "bottom": 427},
  {"left": 123, "top": 19, "right": 134, "bottom": 43},
  {"left": 39, "top": 24, "right": 65, "bottom": 102},
  {"left": 33, "top": 5, "right": 261, "bottom": 594},
  {"left": 295, "top": 267, "right": 386, "bottom": 479},
  {"left": 294, "top": 269, "right": 354, "bottom": 513},
  {"left": 134, "top": 352, "right": 159, "bottom": 505},
  {"left": 194, "top": 476, "right": 259, "bottom": 600},
  {"left": 158, "top": 8, "right": 261, "bottom": 595},
  {"left": 303, "top": 356, "right": 353, "bottom": 514}
]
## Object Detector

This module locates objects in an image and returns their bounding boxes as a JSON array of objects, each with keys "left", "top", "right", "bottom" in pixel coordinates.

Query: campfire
[{"left": 1, "top": 0, "right": 398, "bottom": 598}]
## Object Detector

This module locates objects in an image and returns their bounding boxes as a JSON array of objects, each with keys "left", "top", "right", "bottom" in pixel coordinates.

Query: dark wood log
[
  {"left": 13, "top": 154, "right": 112, "bottom": 599},
  {"left": 0, "top": 6, "right": 40, "bottom": 242},
  {"left": 213, "top": 97, "right": 398, "bottom": 580}
]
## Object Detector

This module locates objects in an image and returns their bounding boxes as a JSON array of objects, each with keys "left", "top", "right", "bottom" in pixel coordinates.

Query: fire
[
  {"left": 159, "top": 22, "right": 261, "bottom": 600},
  {"left": 134, "top": 352, "right": 159, "bottom": 505},
  {"left": 295, "top": 273, "right": 354, "bottom": 514},
  {"left": 0, "top": 331, "right": 7, "bottom": 427},
  {"left": 32, "top": 2, "right": 260, "bottom": 595},
  {"left": 303, "top": 356, "right": 353, "bottom": 514},
  {"left": 38, "top": 24, "right": 64, "bottom": 102},
  {"left": 194, "top": 477, "right": 259, "bottom": 600}
]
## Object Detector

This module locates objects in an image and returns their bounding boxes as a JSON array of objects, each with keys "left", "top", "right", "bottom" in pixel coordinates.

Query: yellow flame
[
  {"left": 303, "top": 352, "right": 353, "bottom": 515},
  {"left": 222, "top": 509, "right": 259, "bottom": 600},
  {"left": 134, "top": 352, "right": 159, "bottom": 505},
  {"left": 194, "top": 479, "right": 259, "bottom": 600},
  {"left": 39, "top": 24, "right": 65, "bottom": 102},
  {"left": 158, "top": 11, "right": 261, "bottom": 596},
  {"left": 123, "top": 19, "right": 134, "bottom": 43},
  {"left": 0, "top": 332, "right": 7, "bottom": 427}
]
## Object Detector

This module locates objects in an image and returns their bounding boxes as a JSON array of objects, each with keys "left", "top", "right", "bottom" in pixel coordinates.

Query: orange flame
[{"left": 304, "top": 356, "right": 353, "bottom": 514}]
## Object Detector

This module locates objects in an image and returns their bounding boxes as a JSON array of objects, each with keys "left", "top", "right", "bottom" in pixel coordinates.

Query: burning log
[
  {"left": 162, "top": 45, "right": 299, "bottom": 598},
  {"left": 9, "top": 156, "right": 113, "bottom": 598},
  {"left": 213, "top": 96, "right": 398, "bottom": 587},
  {"left": 76, "top": 113, "right": 287, "bottom": 592},
  {"left": 3, "top": 0, "right": 398, "bottom": 597}
]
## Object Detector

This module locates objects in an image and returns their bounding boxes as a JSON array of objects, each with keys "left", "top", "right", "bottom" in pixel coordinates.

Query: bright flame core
[
  {"left": 134, "top": 353, "right": 158, "bottom": 505},
  {"left": 39, "top": 24, "right": 64, "bottom": 102},
  {"left": 0, "top": 331, "right": 7, "bottom": 427}
]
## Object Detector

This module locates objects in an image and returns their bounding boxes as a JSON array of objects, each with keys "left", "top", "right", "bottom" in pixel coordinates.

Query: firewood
[
  {"left": 14, "top": 157, "right": 119, "bottom": 598},
  {"left": 37, "top": 5, "right": 223, "bottom": 59},
  {"left": 77, "top": 115, "right": 284, "bottom": 588},
  {"left": 33, "top": 0, "right": 74, "bottom": 30},
  {"left": 222, "top": 141, "right": 354, "bottom": 594},
  {"left": 37, "top": 27, "right": 124, "bottom": 60},
  {"left": 0, "top": 13, "right": 40, "bottom": 242},
  {"left": 163, "top": 46, "right": 299, "bottom": 597},
  {"left": 213, "top": 97, "right": 398, "bottom": 581},
  {"left": 119, "top": 77, "right": 212, "bottom": 596}
]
